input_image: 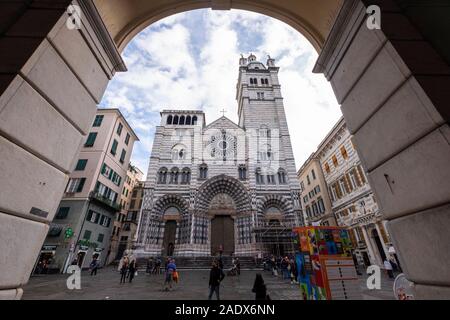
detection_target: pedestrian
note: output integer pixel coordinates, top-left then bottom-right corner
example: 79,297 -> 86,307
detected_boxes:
147,257 -> 154,274
128,259 -> 137,283
289,259 -> 298,284
90,256 -> 99,276
384,258 -> 394,279
208,260 -> 225,300
164,259 -> 177,291
235,258 -> 241,275
155,257 -> 162,274
252,274 -> 267,300
119,255 -> 129,284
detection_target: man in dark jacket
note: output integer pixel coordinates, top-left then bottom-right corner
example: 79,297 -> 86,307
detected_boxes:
208,260 -> 225,300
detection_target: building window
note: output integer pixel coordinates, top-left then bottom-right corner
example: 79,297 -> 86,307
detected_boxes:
238,166 -> 247,180
267,174 -> 276,184
93,115 -> 104,127
311,169 -> 316,180
167,115 -> 173,125
101,163 -> 122,186
341,146 -> 348,160
169,168 -> 179,184
257,92 -> 265,100
357,165 -> 367,184
95,182 -> 118,203
278,169 -> 287,184
55,207 -> 70,219
332,155 -> 338,167
324,162 -> 330,174
158,167 -> 168,184
66,178 -> 86,193
179,116 -> 185,125
75,159 -> 88,171
173,115 -> 179,125
256,168 -> 264,184
317,198 -> 325,214
97,233 -> 104,243
181,168 -> 191,184
83,230 -> 92,240
192,116 -> 198,125
306,206 -> 311,218
199,164 -> 208,180
85,132 -> 97,147
306,175 -> 311,185
125,133 -> 130,145
111,139 -> 118,155
120,149 -> 126,164
117,123 -> 123,136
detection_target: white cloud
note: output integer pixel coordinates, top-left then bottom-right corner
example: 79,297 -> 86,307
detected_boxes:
101,9 -> 342,177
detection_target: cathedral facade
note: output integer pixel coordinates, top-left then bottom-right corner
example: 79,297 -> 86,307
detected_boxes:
136,54 -> 303,257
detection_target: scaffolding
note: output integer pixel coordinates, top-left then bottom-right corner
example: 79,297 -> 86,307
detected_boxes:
253,219 -> 296,257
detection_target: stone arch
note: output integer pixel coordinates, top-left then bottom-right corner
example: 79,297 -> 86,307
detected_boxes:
93,1 -> 344,52
152,194 -> 189,216
257,194 -> 294,217
195,174 -> 251,215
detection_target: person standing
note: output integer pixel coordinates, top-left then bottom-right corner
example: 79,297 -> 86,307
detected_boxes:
146,257 -> 154,274
208,260 -> 225,300
128,259 -> 137,283
384,258 -> 394,279
164,259 -> 177,291
90,256 -> 99,276
252,274 -> 267,300
119,256 -> 129,284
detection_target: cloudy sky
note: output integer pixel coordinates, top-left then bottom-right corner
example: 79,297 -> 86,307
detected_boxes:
100,9 -> 342,176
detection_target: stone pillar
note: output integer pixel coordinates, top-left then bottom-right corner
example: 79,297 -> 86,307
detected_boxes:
0,1 -> 125,298
374,221 -> 390,259
314,0 -> 450,299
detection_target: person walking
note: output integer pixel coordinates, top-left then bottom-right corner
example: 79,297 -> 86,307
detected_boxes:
119,255 -> 129,284
164,259 -> 177,291
384,258 -> 395,279
146,257 -> 154,274
128,259 -> 137,283
235,258 -> 241,276
89,256 -> 99,276
208,260 -> 225,300
252,274 -> 268,300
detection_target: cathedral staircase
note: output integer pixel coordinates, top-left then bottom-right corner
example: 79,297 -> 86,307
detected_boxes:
137,256 -> 263,270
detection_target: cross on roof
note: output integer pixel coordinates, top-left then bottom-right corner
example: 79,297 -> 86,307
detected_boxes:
220,109 -> 227,117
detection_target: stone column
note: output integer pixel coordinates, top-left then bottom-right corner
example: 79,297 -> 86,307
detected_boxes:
374,221 -> 390,259
0,1 -> 125,299
314,0 -> 450,298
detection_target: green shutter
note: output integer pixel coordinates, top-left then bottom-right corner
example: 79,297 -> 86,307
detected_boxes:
111,140 -> 118,155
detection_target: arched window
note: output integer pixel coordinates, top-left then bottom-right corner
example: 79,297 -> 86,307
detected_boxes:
169,167 -> 179,184
158,167 -> 168,184
256,168 -> 264,184
173,115 -> 179,125
179,116 -> 185,125
250,78 -> 254,85
264,79 -> 269,85
186,116 -> 191,125
171,144 -> 187,160
199,164 -> 208,180
167,115 -> 173,125
258,144 -> 272,161
181,168 -> 191,184
238,165 -> 247,180
278,169 -> 287,184
192,116 -> 198,125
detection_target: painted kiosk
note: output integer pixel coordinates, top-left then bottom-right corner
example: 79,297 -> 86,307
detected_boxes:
293,226 -> 360,300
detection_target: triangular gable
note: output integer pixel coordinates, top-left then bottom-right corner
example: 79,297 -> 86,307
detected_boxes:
204,116 -> 243,131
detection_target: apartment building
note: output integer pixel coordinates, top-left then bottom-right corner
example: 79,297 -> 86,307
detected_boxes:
315,117 -> 393,268
33,109 -> 139,273
297,153 -> 336,226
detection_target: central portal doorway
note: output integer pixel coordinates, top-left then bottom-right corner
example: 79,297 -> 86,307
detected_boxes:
211,215 -> 235,256
163,220 -> 177,256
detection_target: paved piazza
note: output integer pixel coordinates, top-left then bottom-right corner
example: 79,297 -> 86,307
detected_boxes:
22,267 -> 395,300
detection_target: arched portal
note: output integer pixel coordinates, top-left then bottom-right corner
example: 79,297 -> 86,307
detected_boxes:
195,175 -> 251,256
93,0 -> 345,52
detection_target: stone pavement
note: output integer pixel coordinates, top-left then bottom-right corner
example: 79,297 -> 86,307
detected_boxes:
22,267 -> 395,300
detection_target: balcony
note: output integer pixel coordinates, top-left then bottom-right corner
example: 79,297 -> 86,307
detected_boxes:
89,191 -> 121,211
